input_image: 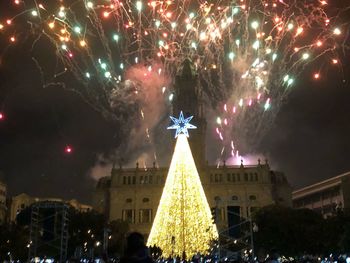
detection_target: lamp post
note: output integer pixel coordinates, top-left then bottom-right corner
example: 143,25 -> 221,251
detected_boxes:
214,198 -> 220,260
249,216 -> 255,259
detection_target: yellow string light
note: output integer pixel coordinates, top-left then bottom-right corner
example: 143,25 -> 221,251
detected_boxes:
147,134 -> 218,259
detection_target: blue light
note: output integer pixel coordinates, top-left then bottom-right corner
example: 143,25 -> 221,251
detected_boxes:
167,111 -> 197,138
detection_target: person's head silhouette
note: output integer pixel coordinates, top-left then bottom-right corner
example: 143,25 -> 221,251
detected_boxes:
120,232 -> 154,263
126,232 -> 146,255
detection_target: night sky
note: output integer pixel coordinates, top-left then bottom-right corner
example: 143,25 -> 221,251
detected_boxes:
0,2 -> 350,204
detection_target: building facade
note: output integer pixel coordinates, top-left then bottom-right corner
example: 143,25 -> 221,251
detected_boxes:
0,178 -> 7,224
293,171 -> 350,217
9,193 -> 92,222
93,60 -> 292,235
94,161 -> 291,235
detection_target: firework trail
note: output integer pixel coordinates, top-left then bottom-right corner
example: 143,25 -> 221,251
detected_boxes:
0,0 -> 349,164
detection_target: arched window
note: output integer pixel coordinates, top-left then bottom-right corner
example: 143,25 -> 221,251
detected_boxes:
142,198 -> 150,203
232,195 -> 238,201
214,174 -> 218,182
237,173 -> 240,181
214,196 -> 221,202
244,173 -> 249,181
231,173 -> 236,182
249,195 -> 257,201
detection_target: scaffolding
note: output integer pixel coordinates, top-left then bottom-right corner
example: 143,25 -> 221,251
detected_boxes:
217,213 -> 255,261
212,201 -> 257,262
28,201 -> 69,262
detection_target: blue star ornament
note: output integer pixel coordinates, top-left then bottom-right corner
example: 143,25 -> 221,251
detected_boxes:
167,111 -> 197,138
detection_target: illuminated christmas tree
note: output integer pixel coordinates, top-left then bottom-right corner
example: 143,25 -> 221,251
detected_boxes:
147,111 -> 218,259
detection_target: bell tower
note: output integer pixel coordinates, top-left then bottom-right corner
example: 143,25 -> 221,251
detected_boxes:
172,59 -> 206,167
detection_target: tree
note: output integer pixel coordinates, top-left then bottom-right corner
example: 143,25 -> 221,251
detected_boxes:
0,223 -> 29,261
327,210 -> 350,253
147,130 -> 218,258
253,205 -> 323,256
15,205 -> 31,225
68,210 -> 129,259
68,209 -> 106,258
107,219 -> 129,257
339,222 -> 350,252
15,205 -> 129,260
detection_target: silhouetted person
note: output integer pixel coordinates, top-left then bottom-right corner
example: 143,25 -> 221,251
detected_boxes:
120,232 -> 154,263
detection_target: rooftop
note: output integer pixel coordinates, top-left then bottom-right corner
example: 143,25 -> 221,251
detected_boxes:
292,171 -> 350,199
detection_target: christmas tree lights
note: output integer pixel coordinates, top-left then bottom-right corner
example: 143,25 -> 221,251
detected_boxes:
147,112 -> 218,258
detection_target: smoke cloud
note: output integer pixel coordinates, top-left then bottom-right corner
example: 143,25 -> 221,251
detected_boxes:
89,63 -> 172,180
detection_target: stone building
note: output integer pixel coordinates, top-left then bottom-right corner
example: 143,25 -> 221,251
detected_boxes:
9,193 -> 92,222
93,60 -> 292,235
0,177 -> 7,224
293,171 -> 350,217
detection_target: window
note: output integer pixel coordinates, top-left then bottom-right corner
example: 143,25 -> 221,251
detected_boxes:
140,176 -> 143,184
255,173 -> 258,181
142,198 -> 150,203
249,195 -> 257,201
214,174 -> 218,182
144,175 -> 148,184
149,175 -> 153,184
127,176 -> 131,184
126,198 -> 132,203
122,209 -> 135,223
322,191 -> 331,200
214,196 -> 221,203
232,195 -> 238,201
250,173 -> 254,181
210,174 -> 213,182
250,207 -> 259,215
139,209 -> 152,223
219,174 -> 223,182
132,176 -> 136,184
227,173 -> 231,182
232,173 -> 236,182
237,173 -> 240,181
244,173 -> 248,181
123,176 -> 126,184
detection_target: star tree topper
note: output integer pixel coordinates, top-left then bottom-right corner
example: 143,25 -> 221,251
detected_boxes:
167,111 -> 197,138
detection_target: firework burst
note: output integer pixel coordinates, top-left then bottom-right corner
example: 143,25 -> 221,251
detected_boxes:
0,0 -> 349,162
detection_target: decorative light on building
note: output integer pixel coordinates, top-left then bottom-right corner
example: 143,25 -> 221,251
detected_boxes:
167,111 -> 197,138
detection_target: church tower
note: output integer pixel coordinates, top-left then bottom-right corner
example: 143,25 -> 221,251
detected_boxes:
172,59 -> 206,167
